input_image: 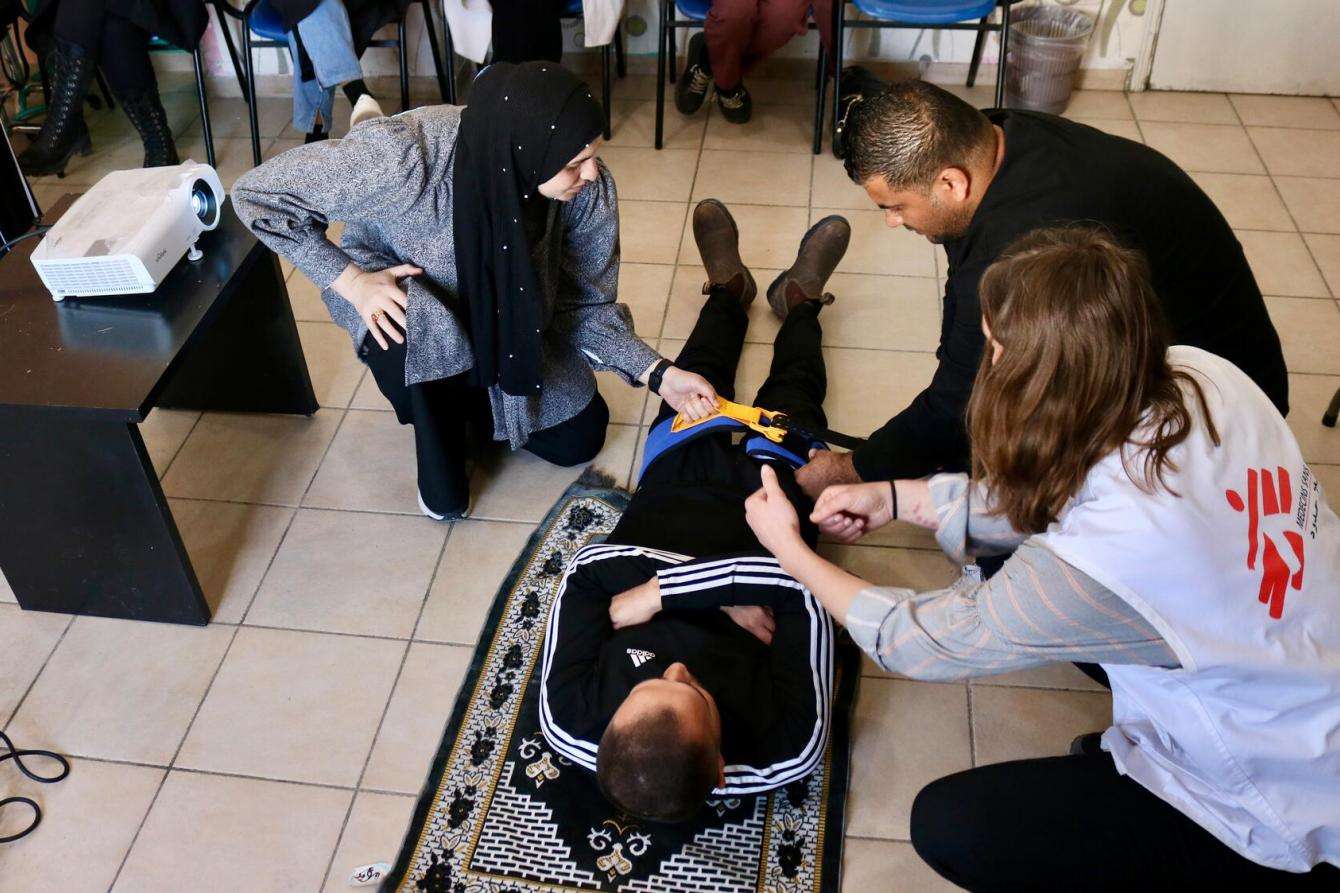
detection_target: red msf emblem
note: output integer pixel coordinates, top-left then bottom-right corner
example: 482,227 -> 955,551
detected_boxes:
1226,467 -> 1304,620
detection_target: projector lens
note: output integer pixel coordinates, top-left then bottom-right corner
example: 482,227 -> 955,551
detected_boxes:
190,179 -> 219,226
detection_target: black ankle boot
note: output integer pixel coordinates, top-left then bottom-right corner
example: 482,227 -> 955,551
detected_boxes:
116,87 -> 180,168
18,38 -> 94,177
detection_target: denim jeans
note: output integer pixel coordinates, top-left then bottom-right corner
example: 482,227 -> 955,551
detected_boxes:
287,0 -> 364,132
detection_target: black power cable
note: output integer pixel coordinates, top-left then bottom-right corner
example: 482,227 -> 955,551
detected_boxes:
0,730 -> 70,844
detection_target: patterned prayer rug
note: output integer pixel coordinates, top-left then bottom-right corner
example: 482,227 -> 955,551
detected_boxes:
385,473 -> 861,893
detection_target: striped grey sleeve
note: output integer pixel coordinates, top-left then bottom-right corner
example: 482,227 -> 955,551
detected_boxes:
843,540 -> 1179,681
929,473 -> 1030,564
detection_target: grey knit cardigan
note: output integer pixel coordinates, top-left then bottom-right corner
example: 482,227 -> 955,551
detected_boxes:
231,104 -> 661,448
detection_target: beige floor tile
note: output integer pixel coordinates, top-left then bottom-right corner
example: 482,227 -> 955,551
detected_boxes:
822,349 -> 941,436
1062,90 -> 1134,120
169,498 -> 294,623
1069,117 -> 1144,142
972,662 -> 1109,692
177,626 -> 404,786
1230,94 -> 1340,130
0,568 -> 13,603
606,74 -> 662,102
1128,90 -> 1236,124
1275,176 -> 1340,235
1303,233 -> 1340,296
138,408 -> 200,476
350,370 -> 392,410
469,423 -> 637,521
704,102 -> 818,154
2,759 -> 164,893
842,837 -> 960,893
619,262 -> 676,338
163,409 -> 343,505
824,273 -> 941,352
620,200 -> 689,264
847,679 -> 971,840
1315,464 -> 1340,503
416,520 -> 537,644
1237,230 -> 1331,298
1287,374 -> 1340,464
246,508 -> 446,638
600,147 -> 699,201
818,544 -> 960,591
823,517 -> 940,552
1188,172 -> 1294,232
599,370 -> 652,425
747,77 -> 822,107
678,202 -> 811,269
179,136 -> 276,190
114,771 -> 351,893
821,208 -> 938,278
6,616 -> 231,764
287,271 -> 334,322
970,686 -> 1112,766
660,265 -> 785,344
323,792 -> 417,892
811,154 -> 875,210
1249,127 -> 1340,178
0,604 -> 68,726
304,410 -> 419,514
691,150 -> 813,207
1139,122 -> 1264,174
1265,296 -> 1340,375
941,83 -> 996,109
607,99 -> 707,150
299,320 -> 366,409
190,97 -> 295,141
363,642 -> 472,793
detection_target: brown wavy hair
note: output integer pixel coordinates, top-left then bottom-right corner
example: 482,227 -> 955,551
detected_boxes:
967,226 -> 1219,533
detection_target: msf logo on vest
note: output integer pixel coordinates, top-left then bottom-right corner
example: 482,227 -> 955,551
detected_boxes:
1225,466 -> 1312,619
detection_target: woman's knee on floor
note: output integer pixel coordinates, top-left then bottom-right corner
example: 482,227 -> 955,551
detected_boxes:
527,396 -> 610,467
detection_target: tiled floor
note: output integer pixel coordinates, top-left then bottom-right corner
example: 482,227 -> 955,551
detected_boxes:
4,80 -> 1340,892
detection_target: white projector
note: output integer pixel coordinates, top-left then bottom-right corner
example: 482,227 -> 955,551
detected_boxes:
30,161 -> 225,301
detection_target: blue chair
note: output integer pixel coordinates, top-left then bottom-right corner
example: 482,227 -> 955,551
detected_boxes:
561,0 -> 626,140
214,0 -> 455,165
823,0 -> 1017,153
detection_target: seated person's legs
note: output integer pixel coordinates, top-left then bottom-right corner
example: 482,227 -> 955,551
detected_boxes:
289,0 -> 368,140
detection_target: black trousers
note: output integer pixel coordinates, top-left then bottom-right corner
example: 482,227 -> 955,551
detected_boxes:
913,752 -> 1340,892
51,0 -> 157,95
609,285 -> 827,554
362,336 -> 609,514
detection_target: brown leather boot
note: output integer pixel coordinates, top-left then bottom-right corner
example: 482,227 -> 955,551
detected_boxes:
766,215 -> 852,319
692,198 -> 757,307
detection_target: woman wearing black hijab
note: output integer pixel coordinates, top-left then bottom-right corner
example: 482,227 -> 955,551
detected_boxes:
234,63 -> 718,519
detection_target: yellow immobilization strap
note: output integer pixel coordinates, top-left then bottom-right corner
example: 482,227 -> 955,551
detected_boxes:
670,398 -> 789,443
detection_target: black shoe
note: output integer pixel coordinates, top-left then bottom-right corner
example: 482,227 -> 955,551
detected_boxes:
116,87 -> 180,168
304,124 -> 329,144
1068,731 -> 1105,756
692,198 -> 756,307
675,32 -> 712,116
18,38 -> 94,178
715,82 -> 752,125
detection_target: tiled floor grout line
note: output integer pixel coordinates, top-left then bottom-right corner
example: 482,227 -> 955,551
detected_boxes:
0,613 -> 75,735
155,410 -> 206,481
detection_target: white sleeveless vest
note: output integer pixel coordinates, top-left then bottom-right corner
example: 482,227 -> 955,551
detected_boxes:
1034,346 -> 1340,872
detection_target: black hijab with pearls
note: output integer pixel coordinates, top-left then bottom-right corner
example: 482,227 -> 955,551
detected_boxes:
452,62 -> 605,397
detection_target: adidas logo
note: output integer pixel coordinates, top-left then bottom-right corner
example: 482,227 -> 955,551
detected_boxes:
626,648 -> 655,668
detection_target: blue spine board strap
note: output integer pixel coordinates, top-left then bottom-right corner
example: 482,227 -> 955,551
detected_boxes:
744,435 -> 827,469
640,414 -> 744,477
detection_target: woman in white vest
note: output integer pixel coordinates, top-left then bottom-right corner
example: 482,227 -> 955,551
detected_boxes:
741,226 -> 1340,889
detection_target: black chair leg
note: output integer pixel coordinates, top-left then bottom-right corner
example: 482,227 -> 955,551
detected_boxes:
655,0 -> 668,149
812,44 -> 827,155
832,0 -> 843,148
995,0 -> 1011,108
242,26 -> 262,165
614,27 -> 626,78
602,43 -> 613,139
1324,386 -> 1340,427
193,47 -> 217,169
966,16 -> 986,87
212,1 -> 250,96
94,69 -> 115,110
668,24 -> 678,84
419,0 -> 452,103
398,18 -> 411,111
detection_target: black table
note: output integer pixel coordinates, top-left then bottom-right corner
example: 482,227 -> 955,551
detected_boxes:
0,196 -> 317,625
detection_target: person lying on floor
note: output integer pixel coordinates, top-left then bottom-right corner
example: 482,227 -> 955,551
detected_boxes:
743,225 -> 1340,890
539,199 -> 853,821
233,62 -> 717,522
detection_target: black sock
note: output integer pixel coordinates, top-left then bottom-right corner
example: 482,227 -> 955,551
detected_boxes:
304,122 -> 327,144
341,79 -> 370,104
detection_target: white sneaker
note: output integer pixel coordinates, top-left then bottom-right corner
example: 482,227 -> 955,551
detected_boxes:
350,94 -> 385,129
418,488 -> 470,521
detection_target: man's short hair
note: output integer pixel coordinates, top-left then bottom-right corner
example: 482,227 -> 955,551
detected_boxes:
844,79 -> 995,191
596,707 -> 718,823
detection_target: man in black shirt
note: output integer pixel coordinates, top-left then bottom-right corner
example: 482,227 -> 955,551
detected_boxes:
539,200 -> 846,822
797,79 -> 1288,493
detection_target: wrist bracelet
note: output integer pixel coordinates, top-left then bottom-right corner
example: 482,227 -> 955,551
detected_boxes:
647,359 -> 673,395
889,480 -> 899,520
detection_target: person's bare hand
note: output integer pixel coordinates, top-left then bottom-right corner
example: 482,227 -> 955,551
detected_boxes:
334,263 -> 420,349
721,605 -> 775,645
795,449 -> 861,500
812,481 -> 896,543
609,576 -> 661,629
658,367 -> 719,421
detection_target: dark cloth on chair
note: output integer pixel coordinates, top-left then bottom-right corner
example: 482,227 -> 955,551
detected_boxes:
852,110 -> 1290,483
40,0 -> 159,93
27,0 -> 207,52
912,753 -> 1340,892
490,0 -> 564,64
269,0 -> 411,53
